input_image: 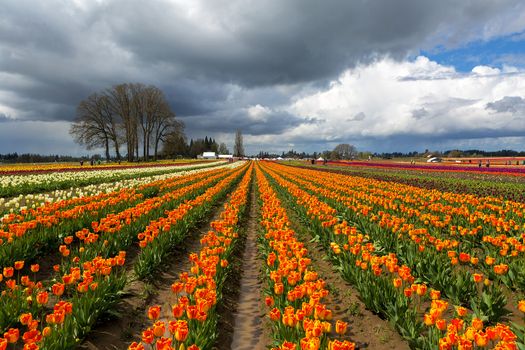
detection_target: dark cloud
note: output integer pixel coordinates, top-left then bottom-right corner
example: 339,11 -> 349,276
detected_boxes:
413,97 -> 479,119
411,108 -> 429,119
0,0 -> 525,153
0,112 -> 13,122
486,96 -> 525,114
350,112 -> 366,121
183,108 -> 319,136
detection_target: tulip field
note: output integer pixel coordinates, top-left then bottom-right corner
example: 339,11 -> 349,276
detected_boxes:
0,160 -> 524,349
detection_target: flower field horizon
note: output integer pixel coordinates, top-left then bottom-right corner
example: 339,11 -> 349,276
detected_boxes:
0,159 -> 524,350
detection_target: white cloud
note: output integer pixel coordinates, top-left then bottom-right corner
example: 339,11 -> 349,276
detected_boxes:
249,56 -> 525,151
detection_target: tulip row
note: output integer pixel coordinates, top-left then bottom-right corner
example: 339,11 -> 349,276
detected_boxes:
276,163 -> 525,293
256,164 -> 355,350
0,159 -> 209,175
129,163 -> 254,350
0,164 -> 243,342
305,162 -> 525,203
134,162 -> 250,279
41,165 -> 248,348
0,163 -> 237,271
260,162 -> 523,349
0,252 -> 126,349
266,163 -> 520,316
62,163 -> 244,273
267,163 -> 509,316
0,161 -> 230,217
0,160 -> 224,198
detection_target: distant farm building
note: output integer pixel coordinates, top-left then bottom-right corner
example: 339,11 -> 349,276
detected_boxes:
202,152 -> 217,159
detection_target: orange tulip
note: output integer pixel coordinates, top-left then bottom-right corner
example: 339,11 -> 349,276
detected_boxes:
42,326 -> 52,337
471,317 -> 483,330
435,319 -> 447,331
172,304 -> 184,318
455,306 -> 468,317
473,273 -> 483,283
493,263 -> 509,275
3,267 -> 14,278
19,313 -> 33,326
4,328 -> 19,343
424,313 -> 435,326
335,320 -> 348,335
147,305 -> 161,320
269,307 -> 281,321
36,291 -> 48,305
14,261 -> 24,270
393,278 -> 402,288
429,289 -> 440,300
152,321 -> 165,337
416,284 -> 428,296
474,332 -> 488,347
128,342 -> 145,350
52,283 -> 65,297
156,337 -> 172,350
175,324 -> 188,342
141,329 -> 154,344
519,300 -> 525,313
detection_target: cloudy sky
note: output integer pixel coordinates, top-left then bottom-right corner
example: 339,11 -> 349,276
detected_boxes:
1,0 -> 525,155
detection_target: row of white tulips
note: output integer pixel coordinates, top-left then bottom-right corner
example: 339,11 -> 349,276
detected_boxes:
0,161 -> 243,217
0,161 -> 222,194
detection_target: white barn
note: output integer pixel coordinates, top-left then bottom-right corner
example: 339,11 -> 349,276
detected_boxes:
202,152 -> 217,159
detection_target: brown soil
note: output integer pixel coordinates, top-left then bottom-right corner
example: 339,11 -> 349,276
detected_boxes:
77,200 -> 228,350
219,181 -> 269,350
286,209 -> 410,350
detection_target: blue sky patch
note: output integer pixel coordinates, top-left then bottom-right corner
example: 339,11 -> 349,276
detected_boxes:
421,31 -> 525,72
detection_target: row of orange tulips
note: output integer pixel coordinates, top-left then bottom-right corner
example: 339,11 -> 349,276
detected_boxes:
260,162 -> 523,349
129,163 -> 254,350
0,252 -> 126,349
271,162 -> 525,294
0,165 -> 242,348
133,163 -> 250,279
281,163 -> 525,263
256,164 -> 355,350
0,165 -> 232,271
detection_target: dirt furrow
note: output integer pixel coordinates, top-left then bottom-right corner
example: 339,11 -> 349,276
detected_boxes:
227,184 -> 268,350
77,200 -> 227,350
284,204 -> 410,349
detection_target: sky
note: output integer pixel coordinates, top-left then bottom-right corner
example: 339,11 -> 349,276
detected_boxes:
1,0 -> 525,156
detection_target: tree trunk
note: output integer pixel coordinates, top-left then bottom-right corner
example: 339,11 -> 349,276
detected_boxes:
154,138 -> 159,161
114,139 -> 121,160
105,137 -> 110,162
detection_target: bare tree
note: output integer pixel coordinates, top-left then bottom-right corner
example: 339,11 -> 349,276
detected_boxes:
218,142 -> 229,155
70,93 -> 121,161
162,121 -> 187,158
233,129 -> 245,157
108,84 -> 136,161
332,143 -> 357,160
72,83 -> 181,162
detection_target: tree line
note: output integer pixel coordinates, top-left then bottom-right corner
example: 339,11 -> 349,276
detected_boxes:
163,135 -> 231,158
70,83 -> 183,162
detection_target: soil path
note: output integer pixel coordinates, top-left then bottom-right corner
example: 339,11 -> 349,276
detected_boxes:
227,183 -> 268,350
77,199 -> 228,350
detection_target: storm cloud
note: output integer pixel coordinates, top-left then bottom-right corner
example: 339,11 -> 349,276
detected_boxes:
486,96 -> 525,114
1,0 -> 525,154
